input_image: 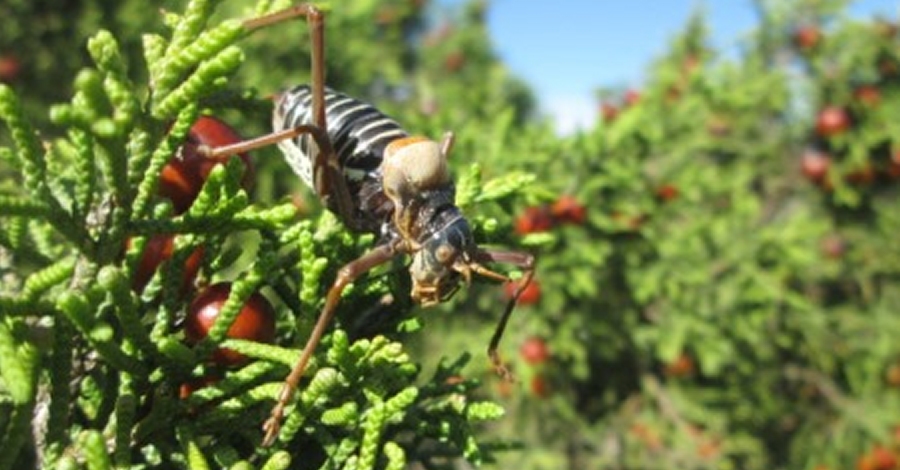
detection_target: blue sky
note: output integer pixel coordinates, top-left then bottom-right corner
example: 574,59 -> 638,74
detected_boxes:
440,1 -> 898,133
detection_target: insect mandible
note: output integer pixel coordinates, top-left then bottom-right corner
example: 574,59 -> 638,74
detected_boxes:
200,4 -> 536,446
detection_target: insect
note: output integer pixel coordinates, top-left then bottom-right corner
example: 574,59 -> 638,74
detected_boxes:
201,4 -> 536,446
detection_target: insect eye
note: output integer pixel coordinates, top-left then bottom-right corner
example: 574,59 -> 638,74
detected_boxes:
435,244 -> 455,264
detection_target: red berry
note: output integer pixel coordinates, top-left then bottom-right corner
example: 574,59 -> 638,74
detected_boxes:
801,149 -> 830,184
855,85 -> 881,107
128,234 -> 204,294
845,164 -> 875,186
655,184 -> 680,202
551,195 -> 587,225
529,374 -> 550,398
815,106 -> 851,137
624,89 -> 641,107
514,206 -> 555,235
444,51 -> 465,72
179,372 -> 221,399
600,103 -> 619,122
664,353 -> 695,378
185,283 -> 276,366
519,336 -> 550,365
0,55 -> 21,82
888,151 -> 900,180
871,445 -> 897,470
504,278 -> 541,305
820,235 -> 846,260
859,453 -> 878,470
159,116 -> 254,214
793,25 -> 822,50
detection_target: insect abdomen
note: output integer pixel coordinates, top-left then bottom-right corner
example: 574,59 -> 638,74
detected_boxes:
273,85 -> 408,190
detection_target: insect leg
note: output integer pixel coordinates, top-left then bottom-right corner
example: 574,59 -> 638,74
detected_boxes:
201,123 -> 361,230
262,241 -> 401,446
472,248 -> 536,380
242,4 -> 327,131
205,5 -> 365,229
439,131 -> 455,158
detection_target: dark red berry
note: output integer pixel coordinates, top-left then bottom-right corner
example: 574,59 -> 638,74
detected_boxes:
159,116 -> 254,213
128,234 -> 204,294
185,283 -> 276,366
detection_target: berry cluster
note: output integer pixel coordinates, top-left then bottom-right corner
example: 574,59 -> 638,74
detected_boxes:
129,117 -> 275,385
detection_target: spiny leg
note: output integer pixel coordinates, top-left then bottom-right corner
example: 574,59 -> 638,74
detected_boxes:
473,248 -> 536,380
261,242 -> 400,446
205,4 -> 381,446
240,4 -> 363,228
243,4 -> 326,130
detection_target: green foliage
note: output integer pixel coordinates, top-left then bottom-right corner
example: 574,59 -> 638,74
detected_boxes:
2,0 -> 900,469
0,0 -> 522,468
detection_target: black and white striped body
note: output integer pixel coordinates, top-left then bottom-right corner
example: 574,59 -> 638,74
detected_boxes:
274,85 -> 408,232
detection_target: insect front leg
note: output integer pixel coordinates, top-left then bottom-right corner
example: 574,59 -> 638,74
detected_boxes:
262,241 -> 402,446
473,248 -> 536,380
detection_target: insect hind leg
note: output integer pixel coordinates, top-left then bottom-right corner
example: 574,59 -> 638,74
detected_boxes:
198,4 -> 365,229
242,4 -> 327,130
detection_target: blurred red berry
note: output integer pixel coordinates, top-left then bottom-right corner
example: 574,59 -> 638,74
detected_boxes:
887,151 -> 900,180
664,353 -> 695,378
793,25 -> 822,50
515,206 -> 555,235
519,336 -> 550,365
0,54 -> 21,82
600,103 -> 619,122
185,283 -> 276,366
845,164 -> 875,186
801,149 -> 830,184
656,184 -> 680,202
855,85 -> 881,107
820,235 -> 846,260
551,195 -> 586,225
504,278 -> 541,305
444,51 -> 465,72
529,374 -> 551,398
624,89 -> 641,107
857,445 -> 898,470
815,106 -> 851,137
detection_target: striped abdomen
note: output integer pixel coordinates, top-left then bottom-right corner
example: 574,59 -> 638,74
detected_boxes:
273,85 -> 408,192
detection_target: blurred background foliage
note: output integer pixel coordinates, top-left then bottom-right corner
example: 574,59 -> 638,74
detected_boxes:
1,0 -> 900,469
